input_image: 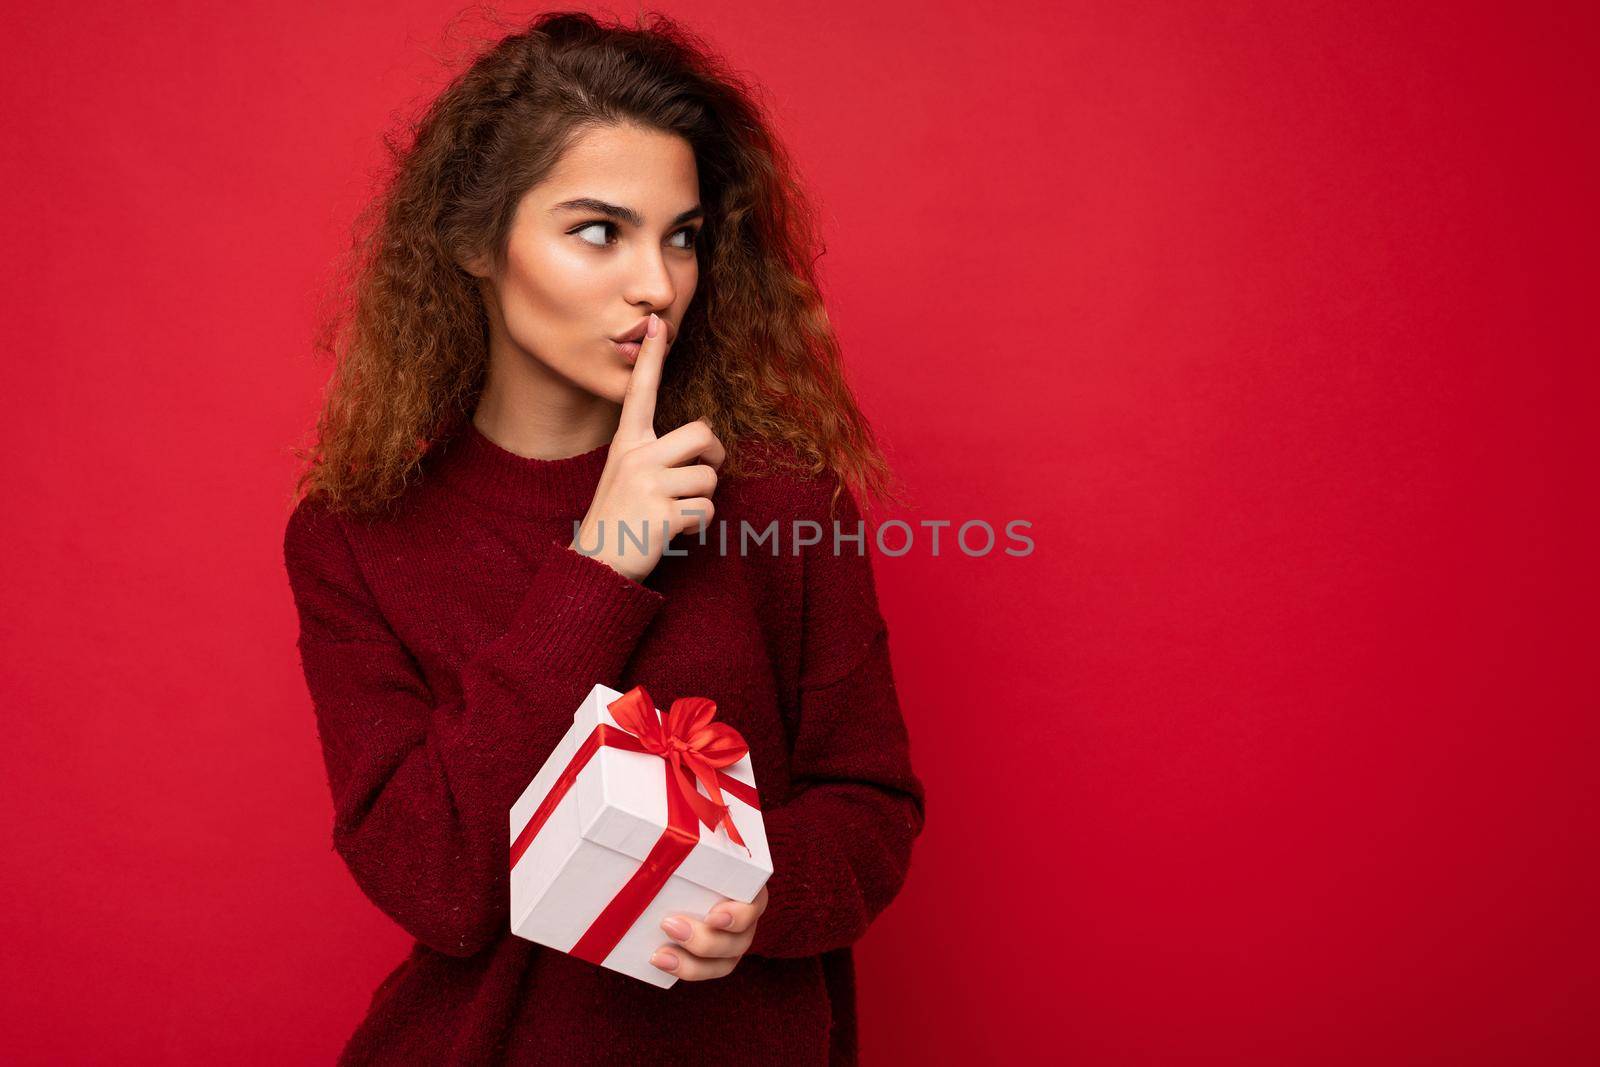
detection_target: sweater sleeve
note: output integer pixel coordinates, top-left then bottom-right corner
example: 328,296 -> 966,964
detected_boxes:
745,481 -> 927,959
282,496 -> 665,958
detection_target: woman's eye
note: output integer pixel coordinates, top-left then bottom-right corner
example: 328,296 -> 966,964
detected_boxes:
574,222 -> 614,247
571,222 -> 699,249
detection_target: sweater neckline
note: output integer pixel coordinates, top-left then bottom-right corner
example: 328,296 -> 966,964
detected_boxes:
429,415 -> 611,520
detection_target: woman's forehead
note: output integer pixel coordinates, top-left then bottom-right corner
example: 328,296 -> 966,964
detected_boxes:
533,124 -> 700,215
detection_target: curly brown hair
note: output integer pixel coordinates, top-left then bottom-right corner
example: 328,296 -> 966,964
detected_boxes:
288,8 -> 900,521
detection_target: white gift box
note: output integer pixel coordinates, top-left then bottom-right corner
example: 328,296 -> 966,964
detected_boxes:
508,683 -> 773,988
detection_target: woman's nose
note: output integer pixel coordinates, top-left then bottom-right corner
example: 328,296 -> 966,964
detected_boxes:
623,248 -> 677,310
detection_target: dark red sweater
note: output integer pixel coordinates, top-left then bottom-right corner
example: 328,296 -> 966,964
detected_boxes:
282,416 -> 926,1064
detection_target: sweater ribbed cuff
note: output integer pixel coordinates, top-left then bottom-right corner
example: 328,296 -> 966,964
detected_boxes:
747,803 -> 813,958
478,539 -> 665,695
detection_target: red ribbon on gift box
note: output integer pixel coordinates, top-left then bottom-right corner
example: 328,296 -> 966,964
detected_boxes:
509,685 -> 761,967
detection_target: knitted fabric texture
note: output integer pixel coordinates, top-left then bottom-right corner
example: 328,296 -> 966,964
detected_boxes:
282,416 -> 926,1065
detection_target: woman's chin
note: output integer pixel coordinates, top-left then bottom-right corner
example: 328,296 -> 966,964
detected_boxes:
598,366 -> 632,406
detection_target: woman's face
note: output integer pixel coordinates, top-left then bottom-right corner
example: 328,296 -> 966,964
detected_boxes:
467,122 -> 702,407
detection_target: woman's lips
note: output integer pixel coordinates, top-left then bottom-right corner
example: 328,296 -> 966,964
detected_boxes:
613,339 -> 642,364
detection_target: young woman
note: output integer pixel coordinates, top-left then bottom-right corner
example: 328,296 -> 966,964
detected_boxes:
283,11 -> 925,1064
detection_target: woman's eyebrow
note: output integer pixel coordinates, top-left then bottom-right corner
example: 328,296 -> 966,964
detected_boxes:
550,197 -> 703,227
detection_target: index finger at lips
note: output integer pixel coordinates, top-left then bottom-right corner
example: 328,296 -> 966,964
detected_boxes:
617,313 -> 667,442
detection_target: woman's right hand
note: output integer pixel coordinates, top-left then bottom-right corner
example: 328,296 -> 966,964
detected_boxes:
570,312 -> 726,584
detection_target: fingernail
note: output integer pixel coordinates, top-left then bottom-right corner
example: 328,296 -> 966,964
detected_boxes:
661,917 -> 691,941
709,911 -> 732,929
647,313 -> 660,338
651,950 -> 679,971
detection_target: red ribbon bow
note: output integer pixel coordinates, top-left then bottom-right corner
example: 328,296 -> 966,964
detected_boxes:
606,685 -> 751,852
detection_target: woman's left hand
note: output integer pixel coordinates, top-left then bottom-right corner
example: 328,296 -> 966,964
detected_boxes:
651,885 -> 769,980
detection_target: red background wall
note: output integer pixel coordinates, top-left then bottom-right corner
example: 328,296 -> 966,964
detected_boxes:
4,1 -> 1595,1062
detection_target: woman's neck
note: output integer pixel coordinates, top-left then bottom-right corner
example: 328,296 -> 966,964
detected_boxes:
472,350 -> 621,461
